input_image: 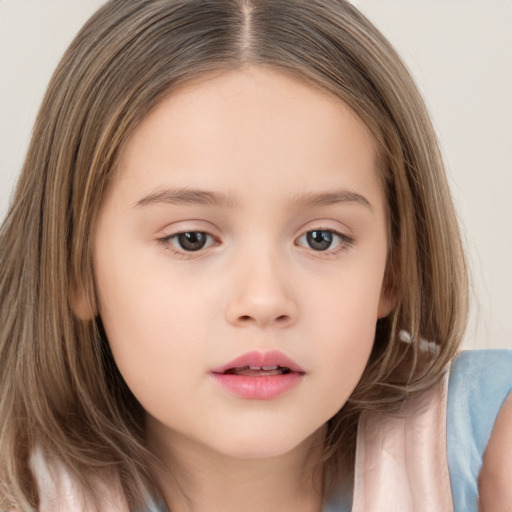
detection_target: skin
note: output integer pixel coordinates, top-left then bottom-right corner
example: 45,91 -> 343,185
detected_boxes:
479,393 -> 512,511
85,67 -> 394,511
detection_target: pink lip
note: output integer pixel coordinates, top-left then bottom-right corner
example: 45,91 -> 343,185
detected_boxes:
210,350 -> 305,400
212,350 -> 305,374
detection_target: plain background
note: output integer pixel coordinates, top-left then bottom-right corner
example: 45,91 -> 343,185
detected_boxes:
1,1 -> 511,349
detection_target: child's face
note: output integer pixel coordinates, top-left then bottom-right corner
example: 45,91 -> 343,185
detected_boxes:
91,67 -> 393,460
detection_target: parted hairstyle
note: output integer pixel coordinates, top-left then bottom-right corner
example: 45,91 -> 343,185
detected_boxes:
0,0 -> 468,509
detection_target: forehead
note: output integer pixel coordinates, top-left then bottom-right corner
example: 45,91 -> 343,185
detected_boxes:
112,66 -> 382,208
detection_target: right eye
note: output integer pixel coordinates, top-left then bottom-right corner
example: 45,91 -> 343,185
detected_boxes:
161,231 -> 216,252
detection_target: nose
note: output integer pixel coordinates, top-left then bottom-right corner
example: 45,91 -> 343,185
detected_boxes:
224,254 -> 298,329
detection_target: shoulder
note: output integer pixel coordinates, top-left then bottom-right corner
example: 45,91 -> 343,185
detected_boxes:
446,349 -> 512,511
478,392 -> 512,511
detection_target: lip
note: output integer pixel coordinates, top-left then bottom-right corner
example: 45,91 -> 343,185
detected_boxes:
210,350 -> 305,400
212,350 -> 305,374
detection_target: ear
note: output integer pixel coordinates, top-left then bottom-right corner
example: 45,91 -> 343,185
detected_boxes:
377,286 -> 397,319
70,280 -> 96,321
378,249 -> 399,319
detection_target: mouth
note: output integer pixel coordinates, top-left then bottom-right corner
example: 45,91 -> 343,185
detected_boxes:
210,351 -> 305,400
212,350 -> 305,375
223,365 -> 293,377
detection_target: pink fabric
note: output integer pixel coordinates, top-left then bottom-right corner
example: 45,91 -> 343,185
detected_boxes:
30,447 -> 130,512
352,375 -> 453,512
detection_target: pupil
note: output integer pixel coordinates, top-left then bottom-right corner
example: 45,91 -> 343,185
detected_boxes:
307,230 -> 332,251
178,232 -> 207,251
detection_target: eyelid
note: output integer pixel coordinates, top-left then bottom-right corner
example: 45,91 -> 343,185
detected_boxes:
156,219 -> 220,241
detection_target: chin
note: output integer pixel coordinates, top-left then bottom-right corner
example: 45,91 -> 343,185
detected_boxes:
209,426 -> 325,461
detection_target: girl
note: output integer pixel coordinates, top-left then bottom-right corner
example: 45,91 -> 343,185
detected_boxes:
0,1 -> 510,511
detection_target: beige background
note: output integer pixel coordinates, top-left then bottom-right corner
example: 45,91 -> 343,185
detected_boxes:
1,1 -> 511,349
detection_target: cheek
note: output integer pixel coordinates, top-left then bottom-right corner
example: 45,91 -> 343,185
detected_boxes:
95,262 -> 213,396
301,266 -> 384,394
310,302 -> 376,391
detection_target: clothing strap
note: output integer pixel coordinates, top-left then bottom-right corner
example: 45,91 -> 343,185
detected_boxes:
350,375 -> 453,512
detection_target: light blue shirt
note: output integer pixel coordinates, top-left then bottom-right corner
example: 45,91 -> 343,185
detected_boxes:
446,349 -> 512,511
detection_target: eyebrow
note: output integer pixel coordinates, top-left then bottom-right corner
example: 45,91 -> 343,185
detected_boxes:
134,186 -> 372,212
291,190 -> 373,212
134,187 -> 238,208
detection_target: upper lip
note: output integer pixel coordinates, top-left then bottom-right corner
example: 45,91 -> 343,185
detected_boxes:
211,350 -> 305,374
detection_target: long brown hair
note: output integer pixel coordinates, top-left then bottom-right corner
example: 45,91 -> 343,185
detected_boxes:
0,0 -> 468,509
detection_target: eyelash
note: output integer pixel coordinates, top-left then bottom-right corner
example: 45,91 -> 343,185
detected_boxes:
295,229 -> 354,256
158,228 -> 354,257
158,231 -> 218,258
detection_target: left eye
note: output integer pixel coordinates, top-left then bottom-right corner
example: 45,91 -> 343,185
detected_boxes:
167,232 -> 214,252
296,230 -> 348,252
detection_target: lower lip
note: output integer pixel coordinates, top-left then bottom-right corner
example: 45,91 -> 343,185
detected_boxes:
211,372 -> 303,400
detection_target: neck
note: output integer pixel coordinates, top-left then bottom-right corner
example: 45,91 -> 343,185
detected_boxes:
147,426 -> 326,512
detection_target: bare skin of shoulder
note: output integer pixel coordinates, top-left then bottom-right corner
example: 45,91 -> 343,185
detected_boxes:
478,393 -> 512,511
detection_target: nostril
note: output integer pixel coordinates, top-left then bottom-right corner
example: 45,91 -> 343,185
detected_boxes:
237,314 -> 290,324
